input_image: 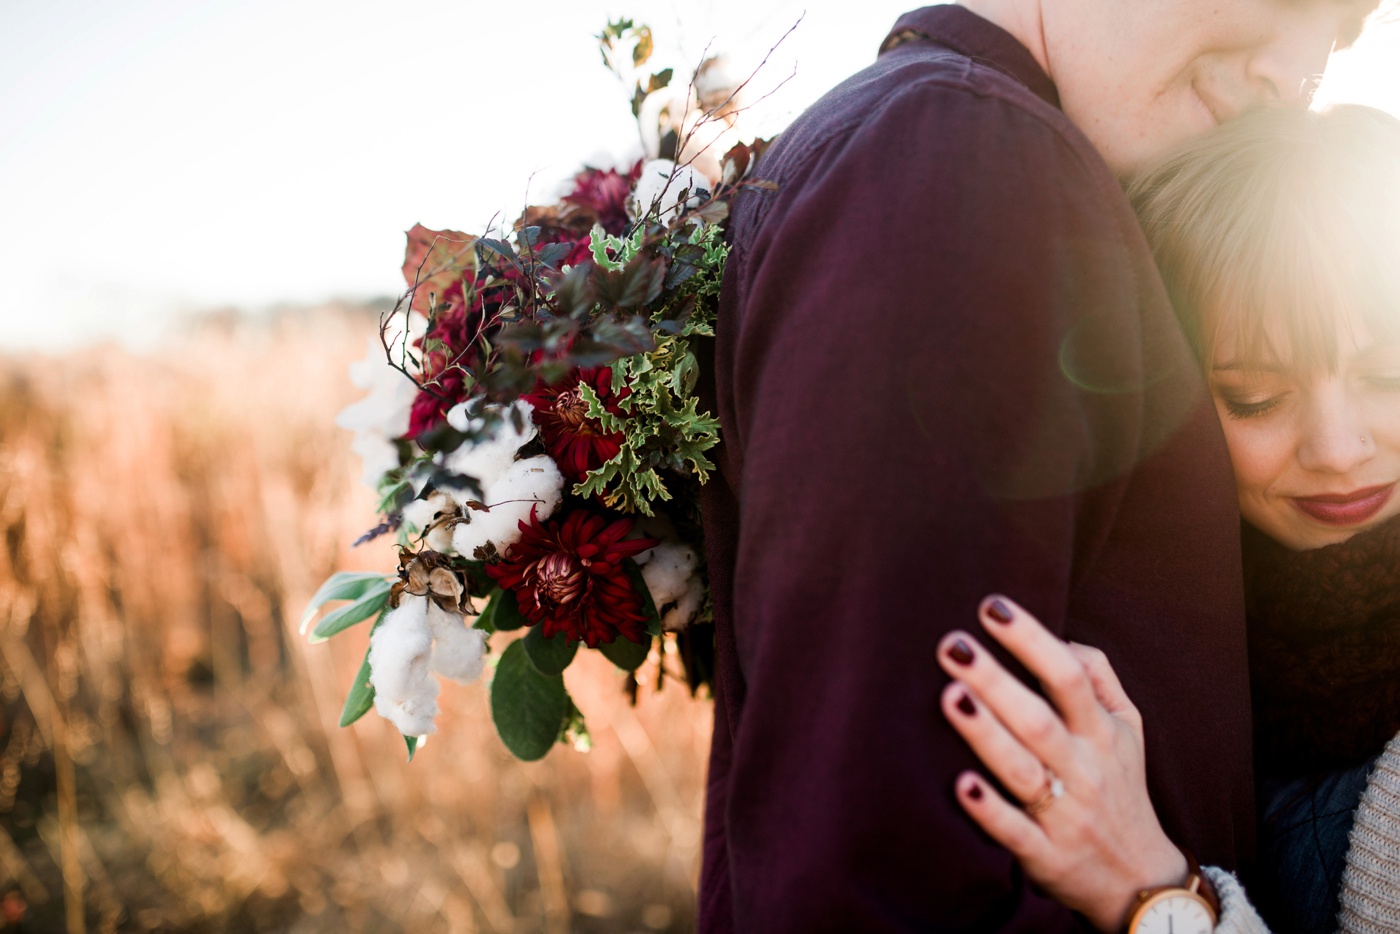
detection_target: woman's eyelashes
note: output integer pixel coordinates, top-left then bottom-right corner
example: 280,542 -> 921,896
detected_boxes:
1221,394 -> 1284,420
1213,382 -> 1287,420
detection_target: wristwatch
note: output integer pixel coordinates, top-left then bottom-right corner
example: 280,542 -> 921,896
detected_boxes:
1122,851 -> 1220,934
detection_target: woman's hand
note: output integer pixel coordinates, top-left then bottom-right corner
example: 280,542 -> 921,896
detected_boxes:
937,596 -> 1191,933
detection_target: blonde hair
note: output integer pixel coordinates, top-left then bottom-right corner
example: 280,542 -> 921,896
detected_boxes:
1127,104 -> 1400,374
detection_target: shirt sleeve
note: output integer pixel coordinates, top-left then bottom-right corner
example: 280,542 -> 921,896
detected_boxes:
719,80 -> 1169,932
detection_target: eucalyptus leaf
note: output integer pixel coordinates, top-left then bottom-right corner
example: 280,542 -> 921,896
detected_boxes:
301,572 -> 392,633
599,632 -> 651,672
524,625 -> 578,677
405,735 -> 419,761
310,581 -> 393,642
491,640 -> 568,761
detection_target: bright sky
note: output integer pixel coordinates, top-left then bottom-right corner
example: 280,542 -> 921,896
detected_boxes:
1,1 -> 1397,349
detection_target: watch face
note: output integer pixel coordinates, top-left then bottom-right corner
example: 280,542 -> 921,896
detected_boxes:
1131,893 -> 1214,934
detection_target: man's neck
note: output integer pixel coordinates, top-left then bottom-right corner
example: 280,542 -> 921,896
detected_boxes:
955,0 -> 1051,77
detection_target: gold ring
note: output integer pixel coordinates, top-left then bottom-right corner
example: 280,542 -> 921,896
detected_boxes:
1024,771 -> 1065,816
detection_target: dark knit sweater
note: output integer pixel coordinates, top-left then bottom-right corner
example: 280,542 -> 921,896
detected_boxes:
1246,515 -> 1400,774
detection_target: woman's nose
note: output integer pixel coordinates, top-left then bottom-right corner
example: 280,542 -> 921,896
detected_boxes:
1295,385 -> 1376,475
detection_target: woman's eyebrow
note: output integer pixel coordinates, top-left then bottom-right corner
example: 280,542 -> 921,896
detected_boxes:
1211,361 -> 1284,372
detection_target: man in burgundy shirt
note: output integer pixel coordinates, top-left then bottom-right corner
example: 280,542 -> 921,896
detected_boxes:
699,1 -> 1377,931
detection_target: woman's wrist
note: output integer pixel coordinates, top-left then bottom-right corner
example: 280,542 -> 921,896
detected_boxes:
1097,841 -> 1189,932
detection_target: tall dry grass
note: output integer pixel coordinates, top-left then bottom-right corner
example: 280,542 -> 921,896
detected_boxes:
0,306 -> 711,933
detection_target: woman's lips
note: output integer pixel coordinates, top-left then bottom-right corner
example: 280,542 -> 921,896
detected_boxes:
1291,484 -> 1395,527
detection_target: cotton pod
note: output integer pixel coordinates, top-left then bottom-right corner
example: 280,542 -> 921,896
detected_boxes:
426,601 -> 487,684
629,159 -> 711,225
401,490 -> 458,553
638,540 -> 704,632
368,594 -> 441,736
336,338 -> 419,487
442,399 -> 538,492
452,455 -> 566,559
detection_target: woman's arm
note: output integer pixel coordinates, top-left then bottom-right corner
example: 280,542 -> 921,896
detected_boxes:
938,595 -> 1271,933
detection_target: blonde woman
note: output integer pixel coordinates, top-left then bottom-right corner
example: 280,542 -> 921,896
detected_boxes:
937,104 -> 1400,934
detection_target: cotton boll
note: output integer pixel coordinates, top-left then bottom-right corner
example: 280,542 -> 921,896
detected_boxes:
426,602 -> 486,684
441,401 -> 540,504
401,491 -> 453,535
350,431 -> 402,488
631,516 -> 679,567
337,338 -> 419,488
489,456 -> 565,522
368,595 -> 441,736
660,576 -> 705,632
401,491 -> 459,553
640,542 -> 699,606
453,456 -> 565,557
640,541 -> 703,632
629,159 -> 711,225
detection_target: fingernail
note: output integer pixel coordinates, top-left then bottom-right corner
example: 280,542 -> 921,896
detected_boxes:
986,599 -> 1014,624
946,638 -> 975,666
967,782 -> 983,801
955,691 -> 976,717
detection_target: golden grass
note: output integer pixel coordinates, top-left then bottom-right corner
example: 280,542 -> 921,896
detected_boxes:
0,306 -> 711,933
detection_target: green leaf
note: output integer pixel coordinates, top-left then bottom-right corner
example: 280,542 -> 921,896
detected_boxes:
339,643 -> 377,727
599,632 -> 651,672
491,640 -> 568,761
375,479 -> 414,515
310,580 -> 393,642
623,558 -> 662,637
301,572 -> 392,632
405,734 -> 419,761
481,587 -> 526,632
524,625 -> 579,676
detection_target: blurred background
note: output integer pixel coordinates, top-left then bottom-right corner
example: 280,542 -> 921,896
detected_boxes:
1,1 -> 1399,931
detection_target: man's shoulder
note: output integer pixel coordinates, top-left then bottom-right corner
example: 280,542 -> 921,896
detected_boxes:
761,39 -> 1103,193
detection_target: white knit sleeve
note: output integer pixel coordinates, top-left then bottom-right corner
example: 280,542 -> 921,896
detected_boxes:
1201,866 -> 1272,934
1336,735 -> 1400,934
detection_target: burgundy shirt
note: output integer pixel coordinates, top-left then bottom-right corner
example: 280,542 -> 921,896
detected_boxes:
699,6 -> 1253,932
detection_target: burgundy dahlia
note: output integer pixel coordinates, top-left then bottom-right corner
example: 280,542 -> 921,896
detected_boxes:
486,508 -> 658,647
561,166 -> 637,236
524,367 -> 629,484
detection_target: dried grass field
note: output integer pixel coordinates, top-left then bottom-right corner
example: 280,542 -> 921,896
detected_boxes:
0,307 -> 712,933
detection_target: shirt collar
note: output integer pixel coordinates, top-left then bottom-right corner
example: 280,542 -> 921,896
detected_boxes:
880,5 -> 1060,110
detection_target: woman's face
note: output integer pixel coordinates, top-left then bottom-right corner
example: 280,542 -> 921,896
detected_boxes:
1209,316 -> 1400,550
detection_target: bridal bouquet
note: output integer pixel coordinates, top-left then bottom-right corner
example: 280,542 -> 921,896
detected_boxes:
303,21 -> 770,761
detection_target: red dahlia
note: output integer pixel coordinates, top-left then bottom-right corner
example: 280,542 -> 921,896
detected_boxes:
524,367 -> 629,484
486,508 -> 658,647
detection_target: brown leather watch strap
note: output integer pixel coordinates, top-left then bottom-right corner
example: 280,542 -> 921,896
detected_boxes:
1180,849 -> 1222,919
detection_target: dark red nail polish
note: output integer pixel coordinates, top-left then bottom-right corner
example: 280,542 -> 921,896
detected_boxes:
947,638 -> 975,666
986,599 -> 1014,624
956,692 -> 976,716
967,783 -> 983,801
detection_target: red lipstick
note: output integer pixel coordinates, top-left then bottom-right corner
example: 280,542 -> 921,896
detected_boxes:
1291,484 -> 1395,527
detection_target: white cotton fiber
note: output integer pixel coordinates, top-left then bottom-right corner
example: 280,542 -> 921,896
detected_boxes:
368,595 -> 441,736
426,602 -> 487,684
639,541 -> 698,606
442,400 -> 538,497
661,576 -> 705,632
640,541 -> 704,632
337,338 -> 419,488
452,455 -> 564,557
629,159 -> 710,225
401,491 -> 458,553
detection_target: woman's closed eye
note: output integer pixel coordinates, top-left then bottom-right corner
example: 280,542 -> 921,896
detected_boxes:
1215,388 -> 1288,420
